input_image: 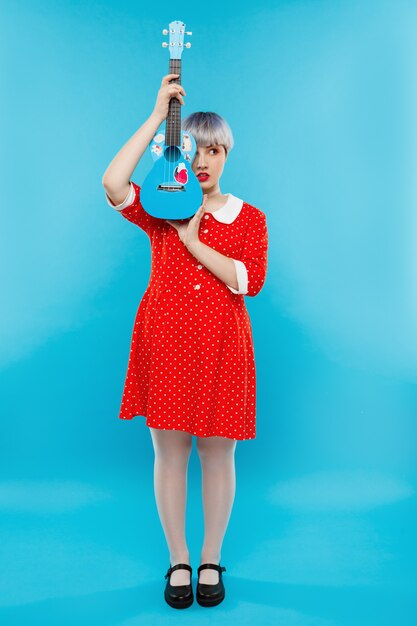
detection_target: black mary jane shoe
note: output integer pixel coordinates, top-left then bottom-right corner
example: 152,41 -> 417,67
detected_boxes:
164,563 -> 194,609
196,562 -> 227,607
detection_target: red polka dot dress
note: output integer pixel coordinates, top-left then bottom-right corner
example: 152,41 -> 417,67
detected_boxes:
105,181 -> 268,440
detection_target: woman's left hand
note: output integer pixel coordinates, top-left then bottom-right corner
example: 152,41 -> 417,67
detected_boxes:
165,195 -> 208,250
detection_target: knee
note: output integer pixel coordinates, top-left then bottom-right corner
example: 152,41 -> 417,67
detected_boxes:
156,444 -> 192,466
196,437 -> 236,465
151,428 -> 193,463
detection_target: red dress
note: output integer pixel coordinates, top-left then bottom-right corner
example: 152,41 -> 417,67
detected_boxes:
106,181 -> 268,440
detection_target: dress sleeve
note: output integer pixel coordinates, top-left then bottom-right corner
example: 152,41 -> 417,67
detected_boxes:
226,210 -> 268,297
226,259 -> 248,294
105,181 -> 161,237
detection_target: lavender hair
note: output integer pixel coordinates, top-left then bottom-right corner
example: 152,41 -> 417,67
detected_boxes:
182,111 -> 234,158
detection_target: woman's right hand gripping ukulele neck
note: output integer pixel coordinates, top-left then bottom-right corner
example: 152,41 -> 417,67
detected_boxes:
102,74 -> 186,199
152,73 -> 186,123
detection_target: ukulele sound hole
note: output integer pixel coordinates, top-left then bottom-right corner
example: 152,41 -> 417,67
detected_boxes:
164,146 -> 181,162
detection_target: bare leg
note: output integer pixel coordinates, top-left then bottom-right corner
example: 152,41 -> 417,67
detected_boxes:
149,426 -> 193,586
196,435 -> 237,584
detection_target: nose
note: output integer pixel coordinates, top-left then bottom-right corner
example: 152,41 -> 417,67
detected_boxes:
194,153 -> 207,169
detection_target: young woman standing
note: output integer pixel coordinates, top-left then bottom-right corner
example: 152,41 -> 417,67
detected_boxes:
102,74 -> 269,609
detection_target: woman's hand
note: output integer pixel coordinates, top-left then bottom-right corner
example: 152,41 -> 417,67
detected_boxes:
152,73 -> 186,122
166,195 -> 208,250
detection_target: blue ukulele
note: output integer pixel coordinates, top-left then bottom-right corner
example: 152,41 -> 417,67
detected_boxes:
140,19 -> 203,220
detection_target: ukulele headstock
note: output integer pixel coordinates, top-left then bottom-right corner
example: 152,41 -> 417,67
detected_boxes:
162,20 -> 192,59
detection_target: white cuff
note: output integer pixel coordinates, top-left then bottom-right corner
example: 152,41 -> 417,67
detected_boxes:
105,182 -> 135,210
226,259 -> 248,294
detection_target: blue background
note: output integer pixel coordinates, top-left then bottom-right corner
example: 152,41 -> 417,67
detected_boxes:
1,0 -> 416,623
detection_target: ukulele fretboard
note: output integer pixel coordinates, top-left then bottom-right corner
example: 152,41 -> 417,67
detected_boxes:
166,59 -> 182,147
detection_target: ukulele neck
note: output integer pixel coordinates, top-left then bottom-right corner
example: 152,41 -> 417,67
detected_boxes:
165,59 -> 182,147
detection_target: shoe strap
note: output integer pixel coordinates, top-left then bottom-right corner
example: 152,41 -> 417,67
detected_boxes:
198,562 -> 226,574
165,562 -> 192,579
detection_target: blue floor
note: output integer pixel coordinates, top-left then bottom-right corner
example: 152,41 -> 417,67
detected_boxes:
0,464 -> 415,625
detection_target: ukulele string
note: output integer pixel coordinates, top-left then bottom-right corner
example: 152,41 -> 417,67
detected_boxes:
174,71 -> 179,187
165,64 -> 180,188
164,73 -> 173,188
170,71 -> 178,188
175,68 -> 181,187
164,70 -> 172,187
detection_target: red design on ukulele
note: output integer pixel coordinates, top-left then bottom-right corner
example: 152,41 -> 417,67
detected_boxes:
174,163 -> 188,184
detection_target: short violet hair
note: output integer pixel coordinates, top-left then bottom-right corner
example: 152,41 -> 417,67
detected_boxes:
182,111 -> 234,157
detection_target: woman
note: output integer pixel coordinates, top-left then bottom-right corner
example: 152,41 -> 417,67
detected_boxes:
102,74 -> 269,609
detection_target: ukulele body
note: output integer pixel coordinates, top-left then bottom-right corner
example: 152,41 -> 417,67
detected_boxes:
140,127 -> 203,220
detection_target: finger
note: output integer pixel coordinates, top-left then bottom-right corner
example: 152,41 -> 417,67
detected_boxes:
166,219 -> 182,229
189,197 -> 207,221
172,92 -> 185,105
194,205 -> 206,219
168,88 -> 185,104
169,85 -> 185,96
163,73 -> 180,84
195,199 -> 206,214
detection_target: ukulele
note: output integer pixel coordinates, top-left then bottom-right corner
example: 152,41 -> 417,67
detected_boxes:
140,19 -> 203,220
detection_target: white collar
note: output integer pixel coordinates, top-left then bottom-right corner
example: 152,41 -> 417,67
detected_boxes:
205,194 -> 244,223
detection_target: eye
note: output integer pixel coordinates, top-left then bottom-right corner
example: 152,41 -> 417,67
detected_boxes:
210,149 -> 218,154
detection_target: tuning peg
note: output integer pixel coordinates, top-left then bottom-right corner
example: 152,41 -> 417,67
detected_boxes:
185,42 -> 191,48
162,28 -> 168,35
185,31 -> 192,35
162,42 -> 168,47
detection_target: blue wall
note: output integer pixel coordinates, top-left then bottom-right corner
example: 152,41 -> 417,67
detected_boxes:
1,0 -> 416,623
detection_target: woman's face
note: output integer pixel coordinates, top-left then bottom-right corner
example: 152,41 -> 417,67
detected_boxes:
192,144 -> 227,190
